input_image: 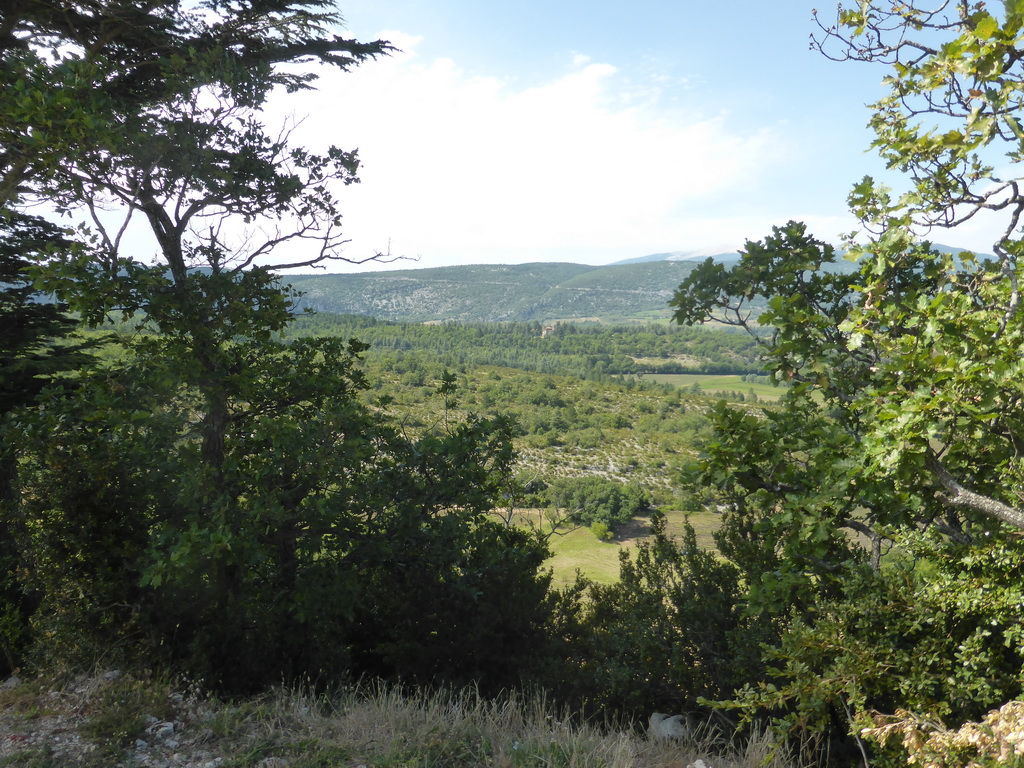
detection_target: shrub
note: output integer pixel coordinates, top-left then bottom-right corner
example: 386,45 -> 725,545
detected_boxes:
542,476 -> 651,528
13,340 -> 557,694
555,513 -> 774,715
729,532 -> 1024,766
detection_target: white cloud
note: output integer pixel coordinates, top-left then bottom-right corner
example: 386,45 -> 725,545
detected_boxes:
266,34 -> 794,270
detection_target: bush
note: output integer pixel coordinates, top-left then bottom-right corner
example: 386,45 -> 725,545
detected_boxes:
12,338 -> 557,694
730,532 -> 1024,766
542,476 -> 650,528
555,512 -> 774,715
346,518 -> 553,693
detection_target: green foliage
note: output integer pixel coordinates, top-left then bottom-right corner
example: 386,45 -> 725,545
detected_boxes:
1,2 -> 390,210
808,3 -> 1024,534
557,513 -> 774,716
330,350 -> 719,501
540,476 -> 650,528
730,535 -> 1024,750
347,507 -> 553,692
0,209 -> 101,676
0,212 -> 96,415
285,313 -> 764,376
9,283 -> 735,692
670,221 -> 1024,758
666,3 -> 1024,758
12,330 -> 554,692
0,1 -> 560,697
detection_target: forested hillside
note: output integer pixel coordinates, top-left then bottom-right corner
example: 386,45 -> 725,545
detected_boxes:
285,260 -> 714,322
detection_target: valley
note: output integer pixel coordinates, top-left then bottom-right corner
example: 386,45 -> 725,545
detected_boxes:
283,313 -> 775,501
282,312 -> 780,582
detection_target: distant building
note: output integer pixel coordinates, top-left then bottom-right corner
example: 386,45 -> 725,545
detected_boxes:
541,326 -> 555,338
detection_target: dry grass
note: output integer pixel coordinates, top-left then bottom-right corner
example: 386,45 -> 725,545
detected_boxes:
0,673 -> 802,768
215,681 -> 797,768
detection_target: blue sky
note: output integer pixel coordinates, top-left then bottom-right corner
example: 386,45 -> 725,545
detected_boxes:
265,1 -> 999,270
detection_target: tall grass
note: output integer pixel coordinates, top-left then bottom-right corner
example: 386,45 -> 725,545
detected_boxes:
0,673 -> 803,768
207,681 -> 796,768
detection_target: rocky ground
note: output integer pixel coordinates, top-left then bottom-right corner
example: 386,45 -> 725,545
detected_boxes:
0,672 -> 245,767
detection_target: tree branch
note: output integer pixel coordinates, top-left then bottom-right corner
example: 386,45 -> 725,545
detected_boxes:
927,452 -> 1024,530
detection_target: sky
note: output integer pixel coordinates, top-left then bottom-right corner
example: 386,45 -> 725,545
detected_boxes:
261,1 -> 999,271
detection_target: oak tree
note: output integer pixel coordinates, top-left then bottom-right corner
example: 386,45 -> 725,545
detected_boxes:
669,1 -> 1024,757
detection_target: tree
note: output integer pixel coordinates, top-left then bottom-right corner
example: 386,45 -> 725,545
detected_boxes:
668,2 -> 1024,760
0,212 -> 95,461
1,1 -> 387,207
542,476 -> 651,529
560,513 -> 770,717
4,1 -> 392,469
807,0 -> 1024,530
0,210 -> 97,673
672,225 -> 1024,756
2,4 -> 558,693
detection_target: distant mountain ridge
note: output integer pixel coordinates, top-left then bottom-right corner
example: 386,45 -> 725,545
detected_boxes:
607,245 -> 741,266
284,244 -> 986,324
285,260 -> 709,323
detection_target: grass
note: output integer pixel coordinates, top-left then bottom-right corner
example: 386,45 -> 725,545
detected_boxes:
522,508 -> 722,587
644,374 -> 783,401
545,526 -> 624,586
0,673 -> 797,768
79,674 -> 178,750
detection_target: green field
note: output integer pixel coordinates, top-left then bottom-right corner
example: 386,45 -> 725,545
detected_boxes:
540,508 -> 721,586
644,373 -> 782,401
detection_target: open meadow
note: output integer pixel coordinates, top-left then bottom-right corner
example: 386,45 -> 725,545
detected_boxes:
520,508 -> 722,586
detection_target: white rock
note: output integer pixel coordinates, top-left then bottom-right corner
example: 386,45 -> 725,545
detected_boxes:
649,712 -> 693,741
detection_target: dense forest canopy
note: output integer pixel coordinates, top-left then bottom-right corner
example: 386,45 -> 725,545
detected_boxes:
282,313 -> 765,375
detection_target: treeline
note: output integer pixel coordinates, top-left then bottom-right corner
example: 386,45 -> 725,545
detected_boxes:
285,314 -> 764,377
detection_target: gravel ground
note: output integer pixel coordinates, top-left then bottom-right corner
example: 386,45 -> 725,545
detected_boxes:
0,672 -> 239,768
